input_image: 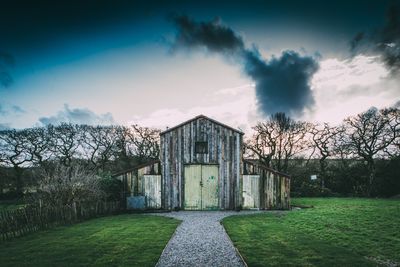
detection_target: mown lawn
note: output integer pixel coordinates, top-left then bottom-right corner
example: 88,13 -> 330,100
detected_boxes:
0,214 -> 180,267
223,198 -> 400,267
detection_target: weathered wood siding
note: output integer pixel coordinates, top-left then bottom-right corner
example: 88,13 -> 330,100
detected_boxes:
243,160 -> 290,210
243,175 -> 261,209
160,116 -> 243,210
114,161 -> 161,197
143,175 -> 162,208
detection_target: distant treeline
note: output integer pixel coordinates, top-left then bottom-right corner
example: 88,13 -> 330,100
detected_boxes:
0,106 -> 399,199
0,124 -> 160,198
245,107 -> 399,197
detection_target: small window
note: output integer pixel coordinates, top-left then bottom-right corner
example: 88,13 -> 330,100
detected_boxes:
195,141 -> 208,154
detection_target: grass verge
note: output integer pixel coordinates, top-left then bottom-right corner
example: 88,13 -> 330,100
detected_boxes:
223,198 -> 400,267
0,214 -> 180,267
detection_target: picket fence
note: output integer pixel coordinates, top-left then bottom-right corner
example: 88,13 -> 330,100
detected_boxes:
0,201 -> 120,241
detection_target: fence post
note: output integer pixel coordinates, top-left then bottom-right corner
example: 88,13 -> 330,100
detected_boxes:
72,202 -> 77,222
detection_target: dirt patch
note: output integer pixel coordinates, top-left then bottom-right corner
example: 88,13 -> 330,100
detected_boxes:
366,256 -> 399,267
291,204 -> 314,209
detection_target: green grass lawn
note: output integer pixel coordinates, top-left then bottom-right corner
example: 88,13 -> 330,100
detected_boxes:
0,214 -> 180,267
223,198 -> 400,267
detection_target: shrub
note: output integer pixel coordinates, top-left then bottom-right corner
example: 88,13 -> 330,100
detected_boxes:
34,163 -> 105,207
291,182 -> 335,197
0,190 -> 23,201
98,173 -> 123,201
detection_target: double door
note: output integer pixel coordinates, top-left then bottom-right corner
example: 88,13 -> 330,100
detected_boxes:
184,165 -> 219,210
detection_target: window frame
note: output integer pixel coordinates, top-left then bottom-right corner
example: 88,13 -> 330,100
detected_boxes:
194,141 -> 208,154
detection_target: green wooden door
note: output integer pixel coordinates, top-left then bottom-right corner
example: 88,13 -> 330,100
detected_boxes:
184,165 -> 202,210
201,165 -> 219,210
184,165 -> 219,210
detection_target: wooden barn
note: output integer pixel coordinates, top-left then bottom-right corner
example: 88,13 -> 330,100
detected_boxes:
160,115 -> 243,210
114,115 -> 290,210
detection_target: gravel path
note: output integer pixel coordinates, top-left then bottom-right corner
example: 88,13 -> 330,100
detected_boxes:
153,211 -> 263,267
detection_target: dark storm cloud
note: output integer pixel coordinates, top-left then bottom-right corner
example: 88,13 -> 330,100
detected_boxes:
351,4 -> 400,72
39,104 -> 115,125
243,50 -> 318,116
350,32 -> 365,52
170,15 -> 319,116
169,15 -> 244,54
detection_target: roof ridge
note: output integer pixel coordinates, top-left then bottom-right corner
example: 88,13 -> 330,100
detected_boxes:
160,114 -> 244,135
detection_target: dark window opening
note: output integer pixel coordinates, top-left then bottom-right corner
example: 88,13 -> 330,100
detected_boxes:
195,141 -> 208,154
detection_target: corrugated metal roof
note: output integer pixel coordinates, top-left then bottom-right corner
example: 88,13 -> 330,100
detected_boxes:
112,159 -> 160,177
160,115 -> 244,135
243,158 -> 291,178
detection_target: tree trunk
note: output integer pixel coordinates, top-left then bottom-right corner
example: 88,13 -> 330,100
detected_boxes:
283,158 -> 289,174
13,166 -> 24,195
0,176 -> 3,196
319,158 -> 327,189
367,160 -> 376,197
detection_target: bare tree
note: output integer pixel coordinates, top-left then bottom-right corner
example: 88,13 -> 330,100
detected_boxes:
244,126 -> 275,167
23,127 -> 52,167
48,123 -> 81,167
246,112 -> 311,173
125,125 -> 160,161
80,125 -> 118,171
344,107 -> 400,196
383,107 -> 400,157
114,126 -> 130,163
0,129 -> 33,193
309,123 -> 342,188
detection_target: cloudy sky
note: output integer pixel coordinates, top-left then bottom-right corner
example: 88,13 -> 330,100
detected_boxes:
0,0 -> 399,133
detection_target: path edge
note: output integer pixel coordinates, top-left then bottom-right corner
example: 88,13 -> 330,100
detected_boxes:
219,220 -> 248,267
154,218 -> 183,267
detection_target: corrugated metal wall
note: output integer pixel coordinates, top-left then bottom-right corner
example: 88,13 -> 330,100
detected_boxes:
160,116 -> 243,210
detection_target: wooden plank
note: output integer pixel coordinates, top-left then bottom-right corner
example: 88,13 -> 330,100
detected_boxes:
144,175 -> 162,209
201,165 -> 219,210
243,175 -> 261,209
184,165 -> 202,210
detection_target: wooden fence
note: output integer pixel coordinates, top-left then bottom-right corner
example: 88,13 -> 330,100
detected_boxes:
0,201 -> 120,241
